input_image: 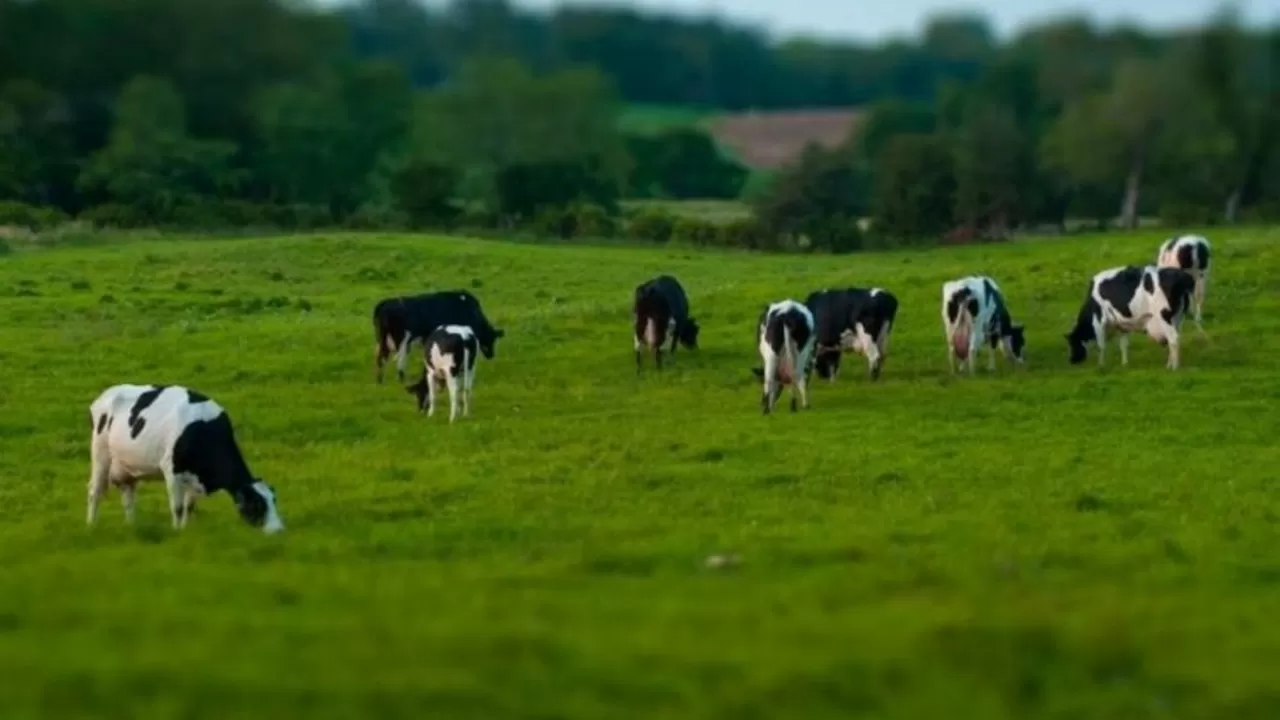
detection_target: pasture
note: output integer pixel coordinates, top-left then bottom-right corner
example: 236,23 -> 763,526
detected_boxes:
0,228 -> 1278,719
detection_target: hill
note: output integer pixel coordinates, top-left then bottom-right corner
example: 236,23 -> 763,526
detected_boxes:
0,229 -> 1278,718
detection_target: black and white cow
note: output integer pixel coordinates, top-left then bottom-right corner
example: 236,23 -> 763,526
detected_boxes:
1156,234 -> 1211,332
373,290 -> 504,383
405,325 -> 478,423
1065,265 -> 1195,370
633,274 -> 700,371
805,287 -> 898,382
941,275 -> 1026,374
750,300 -> 816,414
87,384 -> 284,533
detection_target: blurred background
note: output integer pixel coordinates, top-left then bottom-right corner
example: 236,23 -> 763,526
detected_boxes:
1,0 -> 1277,250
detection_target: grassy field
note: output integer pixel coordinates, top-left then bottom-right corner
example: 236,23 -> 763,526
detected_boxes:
1,227 -> 1278,719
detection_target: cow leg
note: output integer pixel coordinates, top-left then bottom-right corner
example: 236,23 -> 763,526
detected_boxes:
1118,333 -> 1131,366
120,482 -> 137,524
761,355 -> 777,414
427,374 -> 438,418
986,340 -> 997,372
447,370 -> 460,423
968,335 -> 979,376
1194,273 -> 1207,334
634,334 -> 643,374
1164,325 -> 1181,370
794,371 -> 810,411
375,341 -> 386,384
654,346 -> 662,371
947,342 -> 957,374
1096,328 -> 1107,367
463,366 -> 474,417
395,332 -> 413,383
162,467 -> 186,530
86,445 -> 110,526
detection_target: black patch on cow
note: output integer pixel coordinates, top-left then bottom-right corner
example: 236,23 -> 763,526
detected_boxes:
186,388 -> 210,405
1097,266 -> 1143,319
805,287 -> 898,380
127,386 -> 165,439
96,413 -> 108,434
1157,267 -> 1195,324
1141,271 -> 1155,295
1176,243 -> 1195,270
1065,296 -> 1102,364
171,412 -> 272,528
945,287 -> 976,324
1196,242 -> 1210,271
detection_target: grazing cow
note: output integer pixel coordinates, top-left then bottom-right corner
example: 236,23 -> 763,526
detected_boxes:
750,300 -> 816,414
86,384 -> 284,533
405,325 -> 478,423
1065,265 -> 1195,370
373,290 -> 504,383
941,276 -> 1026,374
633,274 -> 700,371
805,287 -> 898,382
1156,234 -> 1211,331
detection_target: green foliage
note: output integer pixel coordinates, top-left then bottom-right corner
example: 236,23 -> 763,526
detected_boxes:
2,230 -> 1280,718
78,203 -> 147,229
624,128 -> 748,200
872,134 -> 956,241
495,159 -> 621,221
388,160 -> 461,228
77,76 -> 240,218
753,144 -> 867,253
669,217 -> 721,246
528,203 -> 617,240
0,201 -> 68,230
624,208 -> 676,243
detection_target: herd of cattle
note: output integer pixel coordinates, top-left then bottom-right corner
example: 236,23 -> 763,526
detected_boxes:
83,234 -> 1212,534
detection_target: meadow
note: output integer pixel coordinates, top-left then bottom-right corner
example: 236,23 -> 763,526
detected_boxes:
0,227 -> 1278,719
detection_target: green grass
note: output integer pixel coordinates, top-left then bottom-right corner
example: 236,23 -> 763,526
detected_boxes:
1,228 -> 1278,719
622,199 -> 753,224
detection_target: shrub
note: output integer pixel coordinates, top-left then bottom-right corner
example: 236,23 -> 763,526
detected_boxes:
716,217 -> 773,250
0,201 -> 68,230
670,217 -> 720,247
390,161 -> 461,228
1159,202 -> 1220,228
344,204 -> 410,231
625,209 -> 676,243
280,204 -> 332,230
79,203 -> 146,228
567,203 -> 616,238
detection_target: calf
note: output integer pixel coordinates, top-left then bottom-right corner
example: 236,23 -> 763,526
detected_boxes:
1065,265 -> 1195,370
633,274 -> 700,371
805,287 -> 898,382
373,290 -> 504,383
941,276 -> 1026,374
87,384 -> 284,533
1156,234 -> 1211,332
405,325 -> 478,423
750,300 -> 816,414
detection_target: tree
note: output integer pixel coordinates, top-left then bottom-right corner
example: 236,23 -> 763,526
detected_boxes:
950,102 -> 1033,236
1040,56 -> 1189,228
1192,10 -> 1279,221
872,133 -> 956,240
0,80 -> 75,207
78,76 -> 237,218
752,143 -> 867,251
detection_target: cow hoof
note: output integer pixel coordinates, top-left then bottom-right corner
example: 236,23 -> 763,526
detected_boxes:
790,398 -> 797,413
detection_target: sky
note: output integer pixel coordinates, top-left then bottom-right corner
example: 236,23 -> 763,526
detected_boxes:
520,0 -> 1278,41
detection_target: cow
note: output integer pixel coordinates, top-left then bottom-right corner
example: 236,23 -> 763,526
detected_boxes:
805,287 -> 898,382
941,276 -> 1026,374
86,384 -> 284,533
1156,234 -> 1211,332
1064,265 -> 1195,370
373,290 -> 504,383
750,299 -> 816,414
405,325 -> 478,423
633,274 -> 700,371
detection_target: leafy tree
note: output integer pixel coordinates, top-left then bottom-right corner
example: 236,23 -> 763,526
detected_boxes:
753,143 -> 867,252
950,102 -> 1032,236
78,76 -> 237,218
872,133 -> 956,240
624,128 -> 747,199
0,80 -> 75,207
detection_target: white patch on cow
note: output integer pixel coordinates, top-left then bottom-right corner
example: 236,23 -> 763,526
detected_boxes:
395,330 -> 414,378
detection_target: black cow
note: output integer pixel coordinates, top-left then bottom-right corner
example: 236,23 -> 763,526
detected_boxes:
372,290 -> 504,383
805,287 -> 899,382
1065,265 -> 1195,370
633,274 -> 700,371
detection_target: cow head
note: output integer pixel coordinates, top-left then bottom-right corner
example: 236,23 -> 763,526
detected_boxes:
405,374 -> 431,411
1064,329 -> 1089,365
677,318 -> 700,349
234,480 -> 284,533
476,326 -> 504,359
1007,324 -> 1026,363
813,349 -> 841,380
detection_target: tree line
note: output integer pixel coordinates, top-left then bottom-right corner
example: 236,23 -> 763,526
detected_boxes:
1,0 -> 1278,251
